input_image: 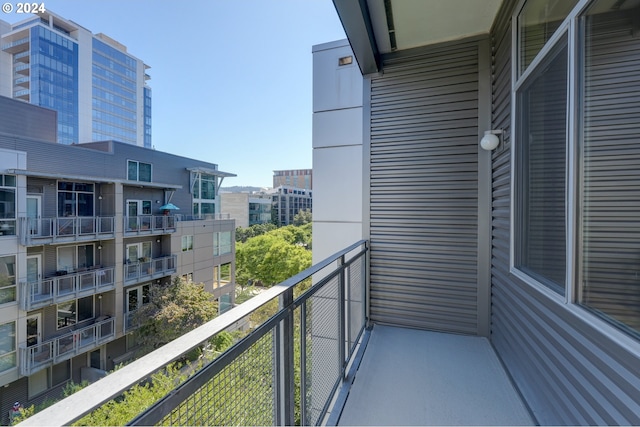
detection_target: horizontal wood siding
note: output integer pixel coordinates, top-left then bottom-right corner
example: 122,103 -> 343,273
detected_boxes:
368,41 -> 479,334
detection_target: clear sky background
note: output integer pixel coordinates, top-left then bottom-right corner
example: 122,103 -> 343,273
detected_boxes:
3,0 -> 346,187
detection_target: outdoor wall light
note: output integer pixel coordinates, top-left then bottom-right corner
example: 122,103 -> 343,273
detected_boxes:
480,130 -> 502,151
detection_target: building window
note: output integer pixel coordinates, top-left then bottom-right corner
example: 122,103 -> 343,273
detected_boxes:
213,263 -> 232,289
515,34 -> 568,295
128,160 -> 152,182
514,0 -> 640,338
191,172 -> 216,217
126,242 -> 152,263
0,321 -> 16,373
57,296 -> 94,328
57,244 -> 95,273
219,293 -> 232,314
578,0 -> 640,337
0,175 -> 17,236
0,255 -> 16,304
58,181 -> 94,217
213,231 -> 231,256
182,235 -> 193,252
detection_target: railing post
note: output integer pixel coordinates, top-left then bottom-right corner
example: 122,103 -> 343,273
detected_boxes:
276,287 -> 294,426
338,255 -> 346,377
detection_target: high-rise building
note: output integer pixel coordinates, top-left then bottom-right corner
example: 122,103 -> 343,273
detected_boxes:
0,11 -> 151,146
272,169 -> 312,190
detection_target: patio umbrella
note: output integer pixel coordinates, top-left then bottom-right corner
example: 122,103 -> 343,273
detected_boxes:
159,203 -> 180,211
158,203 -> 180,211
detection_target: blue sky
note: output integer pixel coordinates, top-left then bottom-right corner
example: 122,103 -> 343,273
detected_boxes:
3,0 -> 346,187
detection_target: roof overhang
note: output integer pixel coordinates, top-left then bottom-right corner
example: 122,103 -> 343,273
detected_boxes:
333,0 -> 503,75
186,167 -> 237,178
8,169 -> 182,190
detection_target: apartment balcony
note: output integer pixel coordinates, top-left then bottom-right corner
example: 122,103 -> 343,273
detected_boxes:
124,255 -> 177,285
123,215 -> 176,235
18,217 -> 115,246
19,266 -> 116,311
1,37 -> 29,54
16,240 -> 530,426
19,317 -> 115,377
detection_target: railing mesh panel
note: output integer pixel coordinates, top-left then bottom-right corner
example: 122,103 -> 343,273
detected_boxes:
158,330 -> 275,426
348,257 -> 365,350
306,274 -> 340,425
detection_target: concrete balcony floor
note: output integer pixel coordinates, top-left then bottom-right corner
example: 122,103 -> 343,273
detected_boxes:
336,325 -> 534,426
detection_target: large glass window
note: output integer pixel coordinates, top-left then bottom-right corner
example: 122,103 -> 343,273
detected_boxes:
213,263 -> 232,289
0,255 -> 16,304
514,0 -> 640,338
0,322 -> 16,373
515,35 -> 568,294
127,161 -> 152,182
0,175 -> 16,236
192,172 -> 217,217
57,296 -> 94,329
214,231 -> 232,256
58,182 -> 94,217
579,0 -> 640,337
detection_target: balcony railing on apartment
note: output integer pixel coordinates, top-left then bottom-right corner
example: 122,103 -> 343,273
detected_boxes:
19,317 -> 115,377
124,255 -> 177,284
18,241 -> 368,427
19,267 -> 115,311
175,213 -> 231,221
18,217 -> 115,245
123,215 -> 176,234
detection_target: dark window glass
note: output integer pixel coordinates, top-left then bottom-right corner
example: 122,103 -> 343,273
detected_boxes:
516,35 -> 568,294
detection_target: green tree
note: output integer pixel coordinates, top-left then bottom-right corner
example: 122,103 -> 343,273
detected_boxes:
133,277 -> 218,355
235,222 -> 277,243
236,232 -> 311,288
292,208 -> 312,226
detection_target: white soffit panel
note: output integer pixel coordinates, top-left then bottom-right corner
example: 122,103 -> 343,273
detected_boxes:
369,0 -> 503,54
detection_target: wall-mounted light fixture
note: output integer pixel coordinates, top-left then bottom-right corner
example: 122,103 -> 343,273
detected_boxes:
156,238 -> 161,243
97,242 -> 103,250
480,130 -> 503,151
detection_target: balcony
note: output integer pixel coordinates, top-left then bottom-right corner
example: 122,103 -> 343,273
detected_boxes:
19,267 -> 115,311
2,37 -> 29,53
19,317 -> 115,377
124,255 -> 177,285
19,217 -> 115,246
124,215 -> 176,235
17,241 -> 530,426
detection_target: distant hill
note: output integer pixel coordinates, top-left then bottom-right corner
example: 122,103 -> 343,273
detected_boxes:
220,186 -> 269,194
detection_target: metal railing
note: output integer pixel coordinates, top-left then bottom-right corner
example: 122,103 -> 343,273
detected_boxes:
123,215 -> 176,234
18,216 -> 115,245
124,255 -> 177,284
17,240 -> 368,426
19,267 -> 115,311
19,317 -> 116,376
175,213 -> 231,221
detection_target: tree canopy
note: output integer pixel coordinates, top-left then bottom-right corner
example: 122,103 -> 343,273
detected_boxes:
133,277 -> 218,355
235,224 -> 312,288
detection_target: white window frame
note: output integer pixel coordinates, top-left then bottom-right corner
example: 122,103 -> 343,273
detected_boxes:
181,235 -> 193,252
510,0 -> 640,349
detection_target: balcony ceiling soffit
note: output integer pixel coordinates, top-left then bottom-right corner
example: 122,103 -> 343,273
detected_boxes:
337,0 -> 503,74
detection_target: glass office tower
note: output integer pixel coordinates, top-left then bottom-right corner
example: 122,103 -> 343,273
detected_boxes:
1,11 -> 151,146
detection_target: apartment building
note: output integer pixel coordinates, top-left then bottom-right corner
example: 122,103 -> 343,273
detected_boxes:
272,169 -> 312,190
269,186 -> 312,227
219,193 -> 272,228
0,10 -> 152,147
0,95 -> 235,418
